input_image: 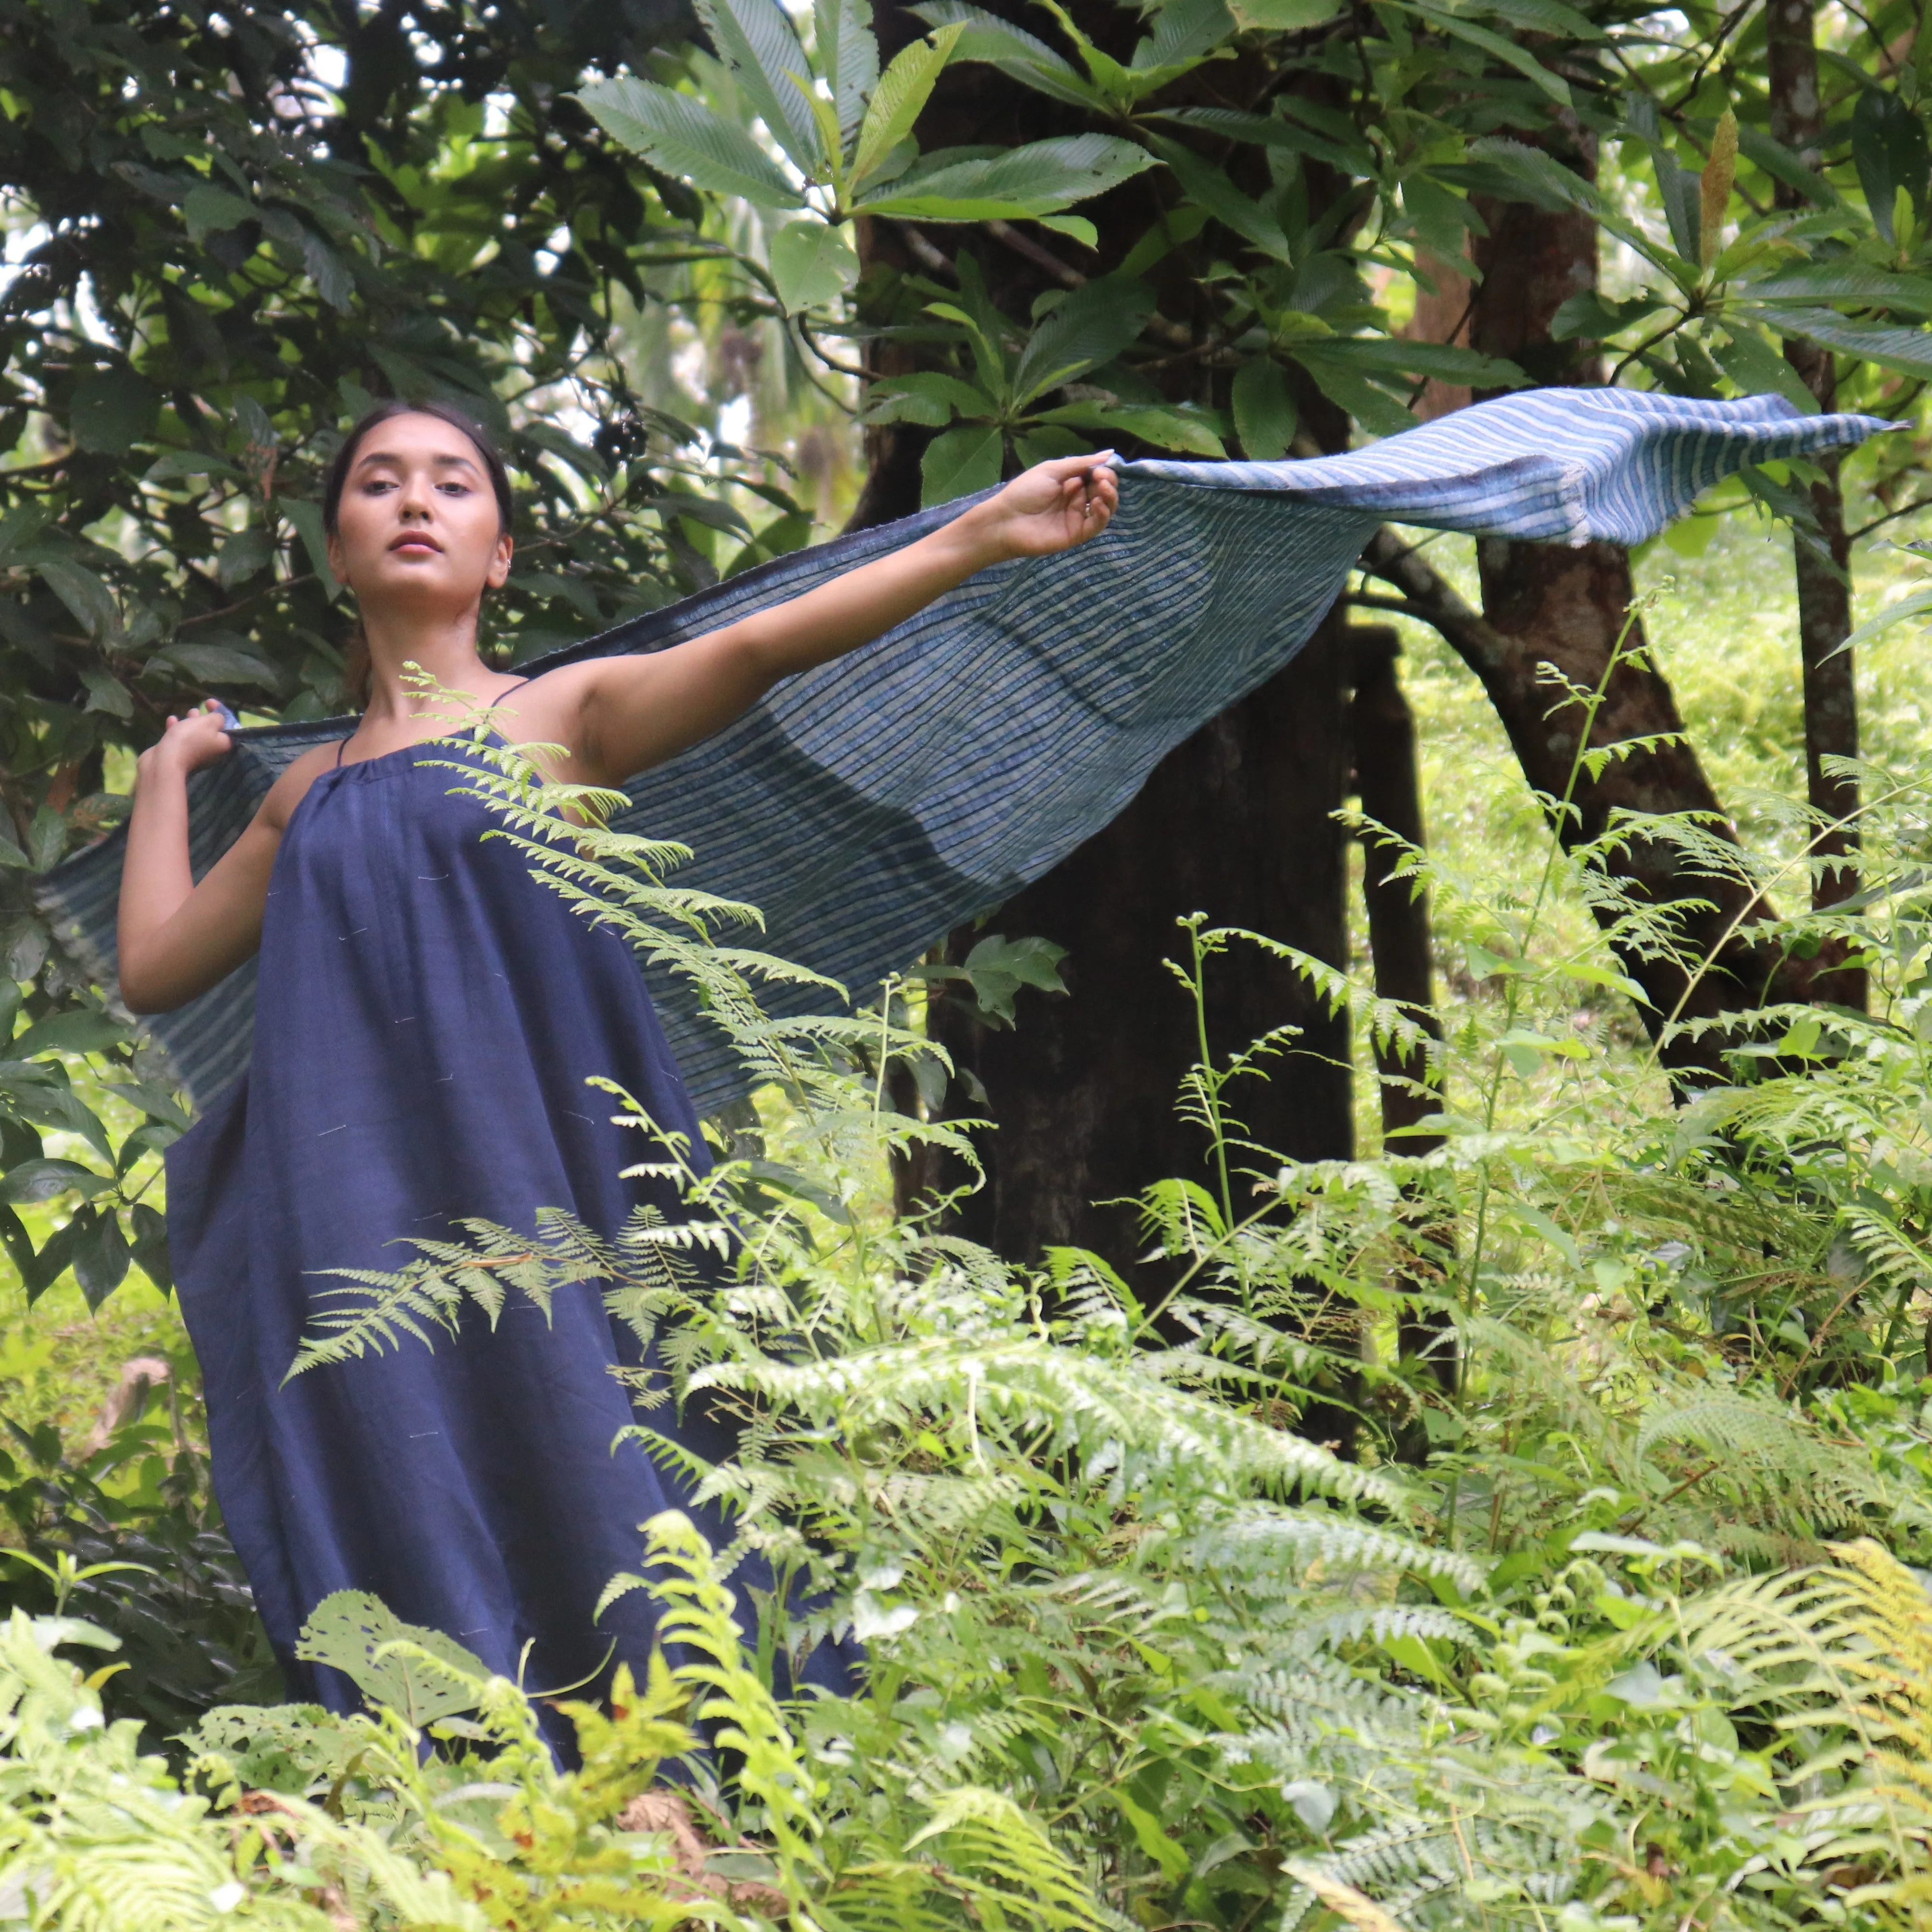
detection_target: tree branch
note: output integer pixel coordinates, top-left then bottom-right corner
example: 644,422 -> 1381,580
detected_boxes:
1357,526 -> 1515,680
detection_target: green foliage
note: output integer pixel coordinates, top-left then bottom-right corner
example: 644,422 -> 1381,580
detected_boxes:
16,0 -> 1932,1306
11,656 -> 1932,1926
0,1405 -> 277,1749
179,713 -> 1927,1929
0,0 -> 835,1303
575,0 -> 1155,318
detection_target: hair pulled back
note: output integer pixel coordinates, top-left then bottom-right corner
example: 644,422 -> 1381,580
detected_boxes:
323,398 -> 515,710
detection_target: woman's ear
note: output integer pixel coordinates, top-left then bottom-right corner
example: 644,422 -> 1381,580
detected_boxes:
487,533 -> 513,590
324,531 -> 347,589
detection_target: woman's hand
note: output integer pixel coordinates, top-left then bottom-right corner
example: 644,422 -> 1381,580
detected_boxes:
957,454 -> 1119,563
119,700 -> 292,1014
140,699 -> 234,779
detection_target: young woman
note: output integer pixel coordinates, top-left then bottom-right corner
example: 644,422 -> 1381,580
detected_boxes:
120,399 -> 1117,1750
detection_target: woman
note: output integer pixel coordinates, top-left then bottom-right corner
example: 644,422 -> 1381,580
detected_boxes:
120,398 -> 1117,1747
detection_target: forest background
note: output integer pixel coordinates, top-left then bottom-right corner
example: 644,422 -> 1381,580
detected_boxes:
11,0 -> 1932,1924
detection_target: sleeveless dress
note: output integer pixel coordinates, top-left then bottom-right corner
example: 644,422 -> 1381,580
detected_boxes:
165,727 -> 830,1756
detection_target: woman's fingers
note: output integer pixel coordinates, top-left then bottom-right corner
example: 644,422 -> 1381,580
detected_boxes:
1034,451 -> 1114,482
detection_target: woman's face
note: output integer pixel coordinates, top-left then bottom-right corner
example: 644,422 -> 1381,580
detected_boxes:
326,412 -> 512,614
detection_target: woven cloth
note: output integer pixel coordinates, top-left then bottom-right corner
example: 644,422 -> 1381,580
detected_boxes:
42,386 -> 1890,1118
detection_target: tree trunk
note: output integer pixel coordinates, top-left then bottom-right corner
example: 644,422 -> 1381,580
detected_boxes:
1361,530 -> 1841,1052
858,4 -> 1360,1281
1429,123 -> 1831,1075
1767,0 -> 1863,1006
928,613 -> 1354,1276
1348,626 -> 1456,1405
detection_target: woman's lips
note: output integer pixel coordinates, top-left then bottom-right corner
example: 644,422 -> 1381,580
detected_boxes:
391,538 -> 440,556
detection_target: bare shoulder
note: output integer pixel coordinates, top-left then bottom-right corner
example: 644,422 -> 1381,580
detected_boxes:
258,741 -> 346,834
513,658 -> 610,719
506,658 -> 655,778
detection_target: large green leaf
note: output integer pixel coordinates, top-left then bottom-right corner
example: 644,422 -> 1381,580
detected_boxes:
0,1159 -> 111,1207
921,423 -> 1004,505
768,219 -> 859,312
860,370 -> 995,426
1397,1 -> 1569,104
1546,292 -> 1661,346
1231,0 -> 1342,22
3,1075 -> 114,1166
70,367 -> 159,458
1708,325 -> 1821,415
22,1215 -> 80,1306
1402,173 -> 1481,260
696,0 -> 825,176
1462,137 -> 1677,277
1747,304 -> 1932,381
927,255 -> 1017,396
152,640 -> 282,688
1292,345 -> 1419,439
1734,124 -> 1839,208
1150,105 -> 1367,175
575,78 -> 803,210
1050,0 -> 1232,101
1851,86 -> 1929,244
1039,400 -> 1227,456
180,182 -> 253,242
1133,0 -> 1237,70
909,1 -> 1098,106
278,495 -> 339,598
70,1204 -> 130,1311
7,1010 -> 128,1060
815,0 -> 881,148
1230,358 -> 1298,459
1319,337 -> 1526,389
859,135 -> 1154,219
295,1590 -> 488,1727
852,25 -> 965,186
37,560 -> 116,639
1653,156 -> 1704,267
1736,261 -> 1932,316
1149,135 -> 1290,257
1464,0 -> 1599,38
1011,277 -> 1155,405
128,1201 -> 171,1294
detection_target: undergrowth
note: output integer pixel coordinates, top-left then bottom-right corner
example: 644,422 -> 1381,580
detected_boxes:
8,658 -> 1932,1929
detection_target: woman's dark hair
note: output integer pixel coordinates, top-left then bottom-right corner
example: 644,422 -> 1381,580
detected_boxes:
323,398 -> 515,709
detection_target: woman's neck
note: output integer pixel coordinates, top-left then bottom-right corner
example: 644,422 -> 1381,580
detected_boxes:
358,606 -> 507,723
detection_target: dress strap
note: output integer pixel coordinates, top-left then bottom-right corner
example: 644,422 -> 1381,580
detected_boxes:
486,675 -> 532,750
334,677 -> 529,767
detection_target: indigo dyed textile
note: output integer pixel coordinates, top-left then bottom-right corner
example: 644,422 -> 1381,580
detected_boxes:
43,387 -> 1890,1119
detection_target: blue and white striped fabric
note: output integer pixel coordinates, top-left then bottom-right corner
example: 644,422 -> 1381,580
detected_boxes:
41,387 -> 1891,1118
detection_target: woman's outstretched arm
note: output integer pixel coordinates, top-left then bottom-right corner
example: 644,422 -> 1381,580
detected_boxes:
559,454 -> 1118,786
117,705 -> 315,1013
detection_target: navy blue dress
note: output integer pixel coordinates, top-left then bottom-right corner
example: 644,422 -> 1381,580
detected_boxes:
166,732 -> 811,1754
